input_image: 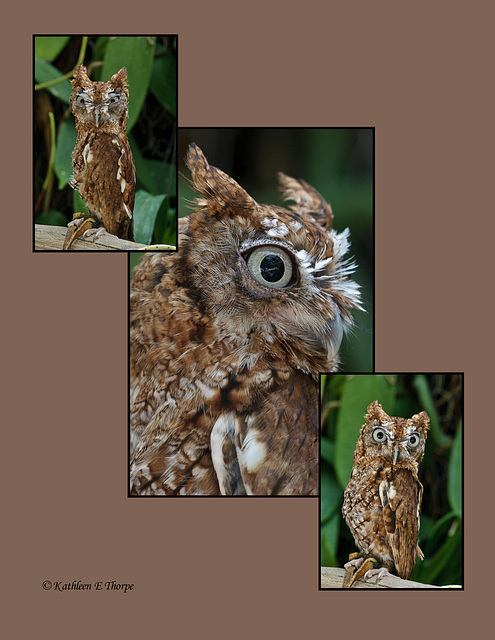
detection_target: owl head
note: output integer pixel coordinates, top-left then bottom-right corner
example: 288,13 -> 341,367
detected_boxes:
70,64 -> 129,131
355,400 -> 430,465
183,143 -> 363,374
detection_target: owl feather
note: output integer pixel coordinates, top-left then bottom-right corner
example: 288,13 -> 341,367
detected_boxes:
130,144 -> 362,495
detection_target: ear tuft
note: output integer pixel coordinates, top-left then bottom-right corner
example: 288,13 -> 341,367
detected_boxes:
278,172 -> 333,229
186,143 -> 256,216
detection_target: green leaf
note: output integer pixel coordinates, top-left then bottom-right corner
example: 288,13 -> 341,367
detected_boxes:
129,253 -> 143,276
413,374 -> 451,448
320,437 -> 334,465
34,57 -> 72,103
448,420 -> 462,517
101,36 -> 156,130
320,374 -> 327,396
129,133 -> 176,197
134,190 -> 168,244
93,37 -> 110,65
414,516 -> 461,585
153,206 -> 176,247
150,52 -> 177,117
327,374 -> 346,404
140,159 -> 176,197
73,190 -> 89,216
54,117 -> 76,188
321,466 -> 342,522
335,375 -> 396,488
321,513 -> 340,567
34,36 -> 70,62
35,210 -> 67,227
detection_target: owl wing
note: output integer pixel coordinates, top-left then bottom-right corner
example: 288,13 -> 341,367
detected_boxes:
210,372 -> 318,496
210,414 -> 247,495
80,132 -> 135,240
130,407 -> 221,495
379,468 -> 423,579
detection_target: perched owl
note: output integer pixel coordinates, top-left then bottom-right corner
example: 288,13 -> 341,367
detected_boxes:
130,143 -> 363,495
342,400 -> 429,587
64,64 -> 135,249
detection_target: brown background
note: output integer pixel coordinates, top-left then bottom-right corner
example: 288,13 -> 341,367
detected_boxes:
5,2 -> 491,638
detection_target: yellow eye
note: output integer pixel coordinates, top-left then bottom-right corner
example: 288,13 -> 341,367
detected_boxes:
244,246 -> 294,289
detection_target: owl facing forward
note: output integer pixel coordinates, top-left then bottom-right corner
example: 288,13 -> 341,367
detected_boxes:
67,64 -> 135,245
130,143 -> 363,496
342,401 -> 429,585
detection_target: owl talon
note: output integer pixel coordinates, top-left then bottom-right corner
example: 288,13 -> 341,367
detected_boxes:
63,214 -> 97,250
363,566 -> 391,584
343,554 -> 379,588
342,554 -> 364,588
82,226 -> 110,242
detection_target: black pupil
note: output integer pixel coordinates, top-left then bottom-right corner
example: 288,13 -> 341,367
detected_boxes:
260,254 -> 284,283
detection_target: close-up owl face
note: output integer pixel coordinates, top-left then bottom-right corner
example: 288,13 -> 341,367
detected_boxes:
181,143 -> 363,373
70,65 -> 129,130
356,400 -> 429,465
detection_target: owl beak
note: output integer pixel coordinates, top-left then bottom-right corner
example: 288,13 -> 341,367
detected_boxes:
325,311 -> 343,362
393,445 -> 399,465
94,107 -> 100,127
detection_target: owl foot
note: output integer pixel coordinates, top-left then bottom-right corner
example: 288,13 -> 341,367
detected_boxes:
63,213 -> 98,250
82,227 -> 111,242
362,566 -> 391,584
342,553 -> 380,588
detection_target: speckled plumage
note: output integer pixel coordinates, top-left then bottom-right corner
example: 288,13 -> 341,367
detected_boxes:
342,401 -> 429,580
129,144 -> 363,495
69,65 -> 135,241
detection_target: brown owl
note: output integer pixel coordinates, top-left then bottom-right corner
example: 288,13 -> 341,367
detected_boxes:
64,64 -> 135,249
130,143 -> 363,495
342,400 -> 429,587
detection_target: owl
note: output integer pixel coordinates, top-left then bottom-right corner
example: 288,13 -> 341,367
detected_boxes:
342,400 -> 430,587
64,64 -> 135,249
129,143 -> 363,495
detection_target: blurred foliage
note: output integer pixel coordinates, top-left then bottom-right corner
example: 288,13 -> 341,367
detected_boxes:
320,373 -> 463,587
177,128 -> 373,372
34,35 -> 177,247
129,252 -> 143,276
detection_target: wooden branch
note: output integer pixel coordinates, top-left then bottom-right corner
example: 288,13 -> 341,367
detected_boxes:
34,224 -> 175,251
320,566 -> 461,589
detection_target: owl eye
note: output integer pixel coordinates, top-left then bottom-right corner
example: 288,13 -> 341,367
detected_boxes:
372,428 -> 387,443
75,93 -> 88,105
244,246 -> 294,289
408,433 -> 421,447
108,94 -> 120,104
